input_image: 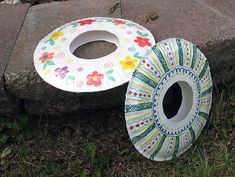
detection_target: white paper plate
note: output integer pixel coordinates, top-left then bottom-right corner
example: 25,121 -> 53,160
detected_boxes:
125,38 -> 213,161
34,17 -> 155,92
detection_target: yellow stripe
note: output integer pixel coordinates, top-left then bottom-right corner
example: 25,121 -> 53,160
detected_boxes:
158,45 -> 171,68
201,92 -> 210,97
201,84 -> 210,91
127,98 -> 149,103
146,133 -> 165,157
189,44 -> 193,66
161,137 -> 169,154
131,82 -> 153,92
149,51 -> 164,74
138,67 -> 158,82
140,129 -> 157,147
181,42 -> 187,66
200,105 -> 209,108
128,113 -> 151,121
132,123 -> 152,135
171,40 -> 179,65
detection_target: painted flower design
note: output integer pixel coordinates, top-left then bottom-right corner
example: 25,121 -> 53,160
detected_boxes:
50,31 -> 64,40
78,19 -> 96,26
39,52 -> 54,63
120,56 -> 138,70
112,20 -> 126,25
134,36 -> 152,47
87,71 -> 104,87
55,66 -> 69,79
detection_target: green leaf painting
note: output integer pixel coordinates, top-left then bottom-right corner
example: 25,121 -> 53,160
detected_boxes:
133,52 -> 142,59
105,69 -> 115,81
49,38 -> 55,46
137,30 -> 148,37
43,60 -> 55,70
107,75 -> 115,81
105,69 -> 114,75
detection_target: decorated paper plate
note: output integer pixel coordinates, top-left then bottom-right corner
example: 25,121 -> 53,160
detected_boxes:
34,17 -> 155,92
125,38 -> 212,161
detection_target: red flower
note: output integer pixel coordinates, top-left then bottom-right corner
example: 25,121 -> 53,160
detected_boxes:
39,52 -> 54,63
78,19 -> 96,26
134,36 -> 152,47
112,19 -> 126,25
87,71 -> 104,87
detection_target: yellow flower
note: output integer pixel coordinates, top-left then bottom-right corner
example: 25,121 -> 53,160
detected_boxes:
66,58 -> 73,64
50,31 -> 64,40
119,56 -> 138,70
43,68 -> 52,76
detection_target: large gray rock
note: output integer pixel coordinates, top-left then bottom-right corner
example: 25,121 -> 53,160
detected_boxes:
4,0 -> 123,116
121,0 -> 235,85
195,0 -> 235,21
4,0 -> 235,116
200,37 -> 235,86
0,3 -> 30,117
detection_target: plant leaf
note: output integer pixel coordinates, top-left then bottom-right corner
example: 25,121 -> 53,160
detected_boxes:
87,143 -> 96,165
24,131 -> 33,140
105,69 -> 114,75
1,147 -> 12,159
18,116 -> 28,130
17,134 -> 25,144
107,75 -> 115,81
5,122 -> 12,129
80,168 -> 89,177
0,118 -> 6,124
95,170 -> 101,177
0,135 -> 8,144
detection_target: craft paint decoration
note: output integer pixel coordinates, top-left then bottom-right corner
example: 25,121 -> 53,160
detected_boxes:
125,38 -> 212,161
34,17 -> 155,92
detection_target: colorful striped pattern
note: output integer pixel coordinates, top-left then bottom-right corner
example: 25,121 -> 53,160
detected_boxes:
199,60 -> 209,80
176,38 -> 184,66
149,134 -> 166,160
202,86 -> 213,97
152,46 -> 169,72
125,38 -> 212,161
132,70 -> 158,88
131,123 -> 156,144
172,136 -> 180,159
198,111 -> 209,121
191,45 -> 197,69
125,102 -> 153,113
189,127 -> 196,144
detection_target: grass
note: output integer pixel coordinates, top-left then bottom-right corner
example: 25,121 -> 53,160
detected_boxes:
0,82 -> 234,177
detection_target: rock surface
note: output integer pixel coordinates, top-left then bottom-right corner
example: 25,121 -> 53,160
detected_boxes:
121,0 -> 235,85
0,3 -> 30,117
3,0 -> 235,116
196,0 -> 235,21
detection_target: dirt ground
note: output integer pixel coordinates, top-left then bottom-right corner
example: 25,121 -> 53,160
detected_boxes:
0,82 -> 234,177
